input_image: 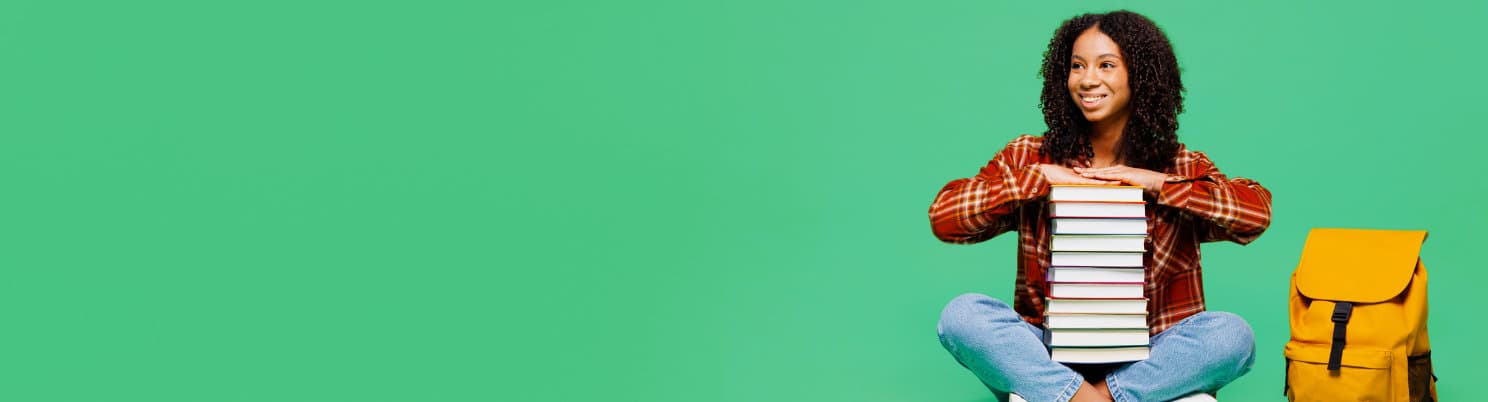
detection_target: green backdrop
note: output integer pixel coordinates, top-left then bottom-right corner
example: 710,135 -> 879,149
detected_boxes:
0,0 -> 1481,401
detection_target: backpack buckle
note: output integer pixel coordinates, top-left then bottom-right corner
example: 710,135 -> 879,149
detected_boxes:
1331,302 -> 1353,323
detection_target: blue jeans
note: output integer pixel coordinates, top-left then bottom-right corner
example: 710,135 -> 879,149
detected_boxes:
937,293 -> 1255,402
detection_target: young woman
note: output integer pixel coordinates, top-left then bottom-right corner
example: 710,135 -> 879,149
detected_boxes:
928,11 -> 1272,402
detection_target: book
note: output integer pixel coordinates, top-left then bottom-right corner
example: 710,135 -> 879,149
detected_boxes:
1046,185 -> 1152,364
1050,346 -> 1151,364
1050,201 -> 1146,218
1046,313 -> 1149,329
1048,266 -> 1145,283
1051,235 -> 1146,252
1047,328 -> 1150,347
1048,282 -> 1144,299
1051,251 -> 1144,267
1046,297 -> 1148,314
1052,218 -> 1147,235
1050,185 -> 1144,202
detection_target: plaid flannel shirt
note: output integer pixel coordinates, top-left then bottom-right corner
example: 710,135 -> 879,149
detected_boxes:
929,134 -> 1272,334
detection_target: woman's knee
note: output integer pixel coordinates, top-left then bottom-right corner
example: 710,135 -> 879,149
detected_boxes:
937,293 -> 1016,341
1192,311 -> 1257,377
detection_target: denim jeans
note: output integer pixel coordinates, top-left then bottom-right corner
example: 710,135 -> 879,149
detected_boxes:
937,293 -> 1255,402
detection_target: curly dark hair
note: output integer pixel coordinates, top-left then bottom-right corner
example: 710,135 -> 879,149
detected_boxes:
1037,10 -> 1183,171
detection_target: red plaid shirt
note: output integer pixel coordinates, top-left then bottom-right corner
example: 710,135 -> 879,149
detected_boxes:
929,135 -> 1272,334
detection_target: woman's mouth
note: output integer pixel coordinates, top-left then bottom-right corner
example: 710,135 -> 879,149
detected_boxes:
1080,94 -> 1107,107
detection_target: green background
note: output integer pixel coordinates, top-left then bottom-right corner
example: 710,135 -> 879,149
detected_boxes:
0,0 -> 1481,401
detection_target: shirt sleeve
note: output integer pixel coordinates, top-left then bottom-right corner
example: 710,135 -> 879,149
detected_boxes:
928,135 -> 1050,244
1154,151 -> 1273,245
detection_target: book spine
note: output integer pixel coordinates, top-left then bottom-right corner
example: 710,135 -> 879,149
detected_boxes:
1044,187 -> 1152,363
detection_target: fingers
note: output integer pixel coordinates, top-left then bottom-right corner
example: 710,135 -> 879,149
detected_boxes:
1077,171 -> 1134,186
1073,165 -> 1126,174
1045,165 -> 1122,185
1071,176 -> 1121,185
1044,172 -> 1118,185
1077,170 -> 1124,180
1075,166 -> 1131,180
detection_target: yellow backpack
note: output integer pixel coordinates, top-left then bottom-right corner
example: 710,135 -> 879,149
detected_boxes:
1285,228 -> 1436,402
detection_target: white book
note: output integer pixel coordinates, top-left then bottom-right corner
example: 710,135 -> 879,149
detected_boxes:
1051,201 -> 1146,218
1048,267 -> 1145,283
1051,346 -> 1150,364
1046,298 -> 1148,314
1050,185 -> 1144,202
1048,282 -> 1144,299
1051,251 -> 1144,267
1046,313 -> 1149,329
1052,218 -> 1147,235
1047,328 -> 1151,347
1051,235 -> 1146,252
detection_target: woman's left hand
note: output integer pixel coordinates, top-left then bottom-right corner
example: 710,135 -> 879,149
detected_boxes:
1073,165 -> 1168,193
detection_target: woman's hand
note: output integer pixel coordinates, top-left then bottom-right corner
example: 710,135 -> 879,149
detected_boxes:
1073,165 -> 1168,193
1038,164 -> 1122,186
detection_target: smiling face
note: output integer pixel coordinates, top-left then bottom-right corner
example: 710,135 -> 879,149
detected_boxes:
1067,26 -> 1131,125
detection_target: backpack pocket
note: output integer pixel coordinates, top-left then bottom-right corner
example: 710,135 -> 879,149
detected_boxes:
1285,342 -> 1394,401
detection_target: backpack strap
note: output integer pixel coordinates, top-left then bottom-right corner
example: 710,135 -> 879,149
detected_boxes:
1328,302 -> 1354,371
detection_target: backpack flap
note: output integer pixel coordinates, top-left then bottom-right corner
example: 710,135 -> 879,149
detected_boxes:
1295,228 -> 1427,304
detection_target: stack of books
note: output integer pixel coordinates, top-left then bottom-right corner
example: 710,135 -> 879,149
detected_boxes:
1044,184 -> 1150,364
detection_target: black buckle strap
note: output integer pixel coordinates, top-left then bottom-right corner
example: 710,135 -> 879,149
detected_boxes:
1328,302 -> 1354,371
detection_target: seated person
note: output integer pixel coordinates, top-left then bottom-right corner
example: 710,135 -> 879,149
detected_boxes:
929,10 -> 1272,402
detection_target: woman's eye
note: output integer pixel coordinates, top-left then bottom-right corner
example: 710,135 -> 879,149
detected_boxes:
1071,63 -> 1083,70
1101,62 -> 1116,69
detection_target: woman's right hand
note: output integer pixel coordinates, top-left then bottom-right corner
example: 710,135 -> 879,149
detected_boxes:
1037,164 -> 1121,185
